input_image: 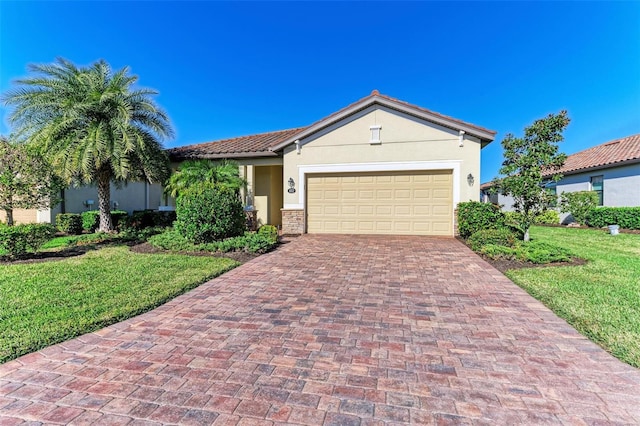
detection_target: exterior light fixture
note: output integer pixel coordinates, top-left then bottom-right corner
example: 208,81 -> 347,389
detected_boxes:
467,173 -> 474,186
288,177 -> 296,193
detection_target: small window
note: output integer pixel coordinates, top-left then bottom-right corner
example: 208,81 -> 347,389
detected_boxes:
369,125 -> 381,144
591,175 -> 603,206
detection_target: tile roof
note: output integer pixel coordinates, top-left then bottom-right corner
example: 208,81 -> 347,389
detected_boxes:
481,133 -> 640,188
167,90 -> 497,160
167,127 -> 307,160
544,133 -> 640,176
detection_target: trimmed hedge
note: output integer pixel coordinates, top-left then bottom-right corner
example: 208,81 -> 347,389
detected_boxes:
149,229 -> 277,254
0,223 -> 56,258
457,201 -> 505,239
175,185 -> 246,243
124,210 -> 177,230
82,210 -> 129,232
586,207 -> 640,229
55,213 -> 83,235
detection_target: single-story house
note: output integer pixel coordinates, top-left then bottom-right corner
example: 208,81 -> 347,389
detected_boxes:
481,133 -> 640,222
166,90 -> 496,235
8,91 -> 497,236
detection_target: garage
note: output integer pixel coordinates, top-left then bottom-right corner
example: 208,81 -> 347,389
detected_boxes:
306,170 -> 453,235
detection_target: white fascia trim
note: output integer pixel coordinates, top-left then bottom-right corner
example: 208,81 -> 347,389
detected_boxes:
284,160 -> 462,210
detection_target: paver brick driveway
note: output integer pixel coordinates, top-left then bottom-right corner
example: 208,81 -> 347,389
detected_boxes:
1,235 -> 639,425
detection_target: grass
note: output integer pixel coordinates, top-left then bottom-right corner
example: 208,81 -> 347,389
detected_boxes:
506,226 -> 640,368
0,246 -> 238,363
40,233 -> 119,249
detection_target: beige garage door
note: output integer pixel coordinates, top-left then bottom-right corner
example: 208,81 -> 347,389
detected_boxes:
306,170 -> 453,236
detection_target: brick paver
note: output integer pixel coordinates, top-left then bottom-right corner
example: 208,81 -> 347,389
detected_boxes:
1,235 -> 639,424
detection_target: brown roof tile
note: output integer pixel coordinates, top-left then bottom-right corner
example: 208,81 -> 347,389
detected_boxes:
167,127 -> 307,160
544,133 -> 640,176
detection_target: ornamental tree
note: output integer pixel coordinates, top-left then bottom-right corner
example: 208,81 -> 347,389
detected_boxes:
494,111 -> 570,241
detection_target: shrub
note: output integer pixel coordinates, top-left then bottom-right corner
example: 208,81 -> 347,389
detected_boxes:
110,210 -> 128,229
55,213 -> 82,235
467,228 -> 518,252
560,191 -> 599,225
518,241 -> 573,264
149,229 -> 277,254
479,244 -> 518,260
534,210 -> 560,225
175,185 -> 246,243
457,201 -> 505,239
81,210 -> 129,232
124,210 -> 177,230
586,207 -> 640,230
0,223 -> 56,258
258,225 -> 279,243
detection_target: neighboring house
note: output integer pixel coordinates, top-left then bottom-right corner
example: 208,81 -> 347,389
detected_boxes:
167,90 -> 496,235
11,91 -> 497,236
481,133 -> 640,222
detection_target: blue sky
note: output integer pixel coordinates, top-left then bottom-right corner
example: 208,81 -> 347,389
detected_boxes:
1,1 -> 639,183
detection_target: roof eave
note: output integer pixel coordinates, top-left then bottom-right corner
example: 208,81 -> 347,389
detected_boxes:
168,150 -> 280,161
548,157 -> 640,177
269,95 -> 496,152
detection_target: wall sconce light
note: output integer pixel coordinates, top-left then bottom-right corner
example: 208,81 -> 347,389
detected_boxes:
467,173 -> 475,186
83,199 -> 94,208
113,201 -> 119,209
288,177 -> 296,193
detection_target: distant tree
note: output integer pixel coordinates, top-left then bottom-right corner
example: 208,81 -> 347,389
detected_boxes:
494,111 -> 570,241
0,135 -> 61,226
2,58 -> 173,232
165,159 -> 247,198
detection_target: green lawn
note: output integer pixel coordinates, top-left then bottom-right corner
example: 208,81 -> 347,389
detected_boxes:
506,226 -> 640,368
0,246 -> 238,363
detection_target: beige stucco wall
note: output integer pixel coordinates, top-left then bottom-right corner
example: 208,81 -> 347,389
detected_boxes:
282,105 -> 482,209
0,209 -> 38,225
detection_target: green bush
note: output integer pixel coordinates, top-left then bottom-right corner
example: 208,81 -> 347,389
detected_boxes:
175,185 -> 246,243
0,223 -> 56,258
111,210 -> 128,229
82,210 -> 129,231
586,207 -> 640,229
518,241 -> 573,264
258,225 -> 279,243
467,227 -> 518,252
124,210 -> 177,230
149,229 -> 277,254
55,213 -> 82,235
81,210 -> 100,232
534,210 -> 560,225
457,201 -> 505,239
479,244 -> 518,260
560,191 -> 599,225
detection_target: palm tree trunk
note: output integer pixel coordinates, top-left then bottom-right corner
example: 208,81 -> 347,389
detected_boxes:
96,166 -> 113,232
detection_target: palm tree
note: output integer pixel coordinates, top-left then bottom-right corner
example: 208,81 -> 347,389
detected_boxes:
165,159 -> 247,198
3,58 -> 173,231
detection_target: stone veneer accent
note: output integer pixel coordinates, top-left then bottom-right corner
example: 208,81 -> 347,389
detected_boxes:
281,209 -> 304,235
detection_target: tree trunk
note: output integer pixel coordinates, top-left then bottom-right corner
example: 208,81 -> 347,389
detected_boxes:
5,208 -> 13,226
524,227 -> 530,242
96,167 -> 114,232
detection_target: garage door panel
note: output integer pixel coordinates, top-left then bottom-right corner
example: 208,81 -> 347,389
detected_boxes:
307,170 -> 453,236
